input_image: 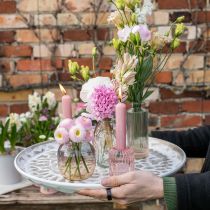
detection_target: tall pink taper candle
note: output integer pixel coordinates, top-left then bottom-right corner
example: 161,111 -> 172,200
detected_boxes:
59,84 -> 72,119
115,90 -> 126,151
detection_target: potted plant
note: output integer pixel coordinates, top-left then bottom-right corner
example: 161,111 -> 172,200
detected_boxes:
0,114 -> 23,185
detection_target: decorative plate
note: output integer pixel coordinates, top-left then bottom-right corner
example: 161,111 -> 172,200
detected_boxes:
15,137 -> 186,194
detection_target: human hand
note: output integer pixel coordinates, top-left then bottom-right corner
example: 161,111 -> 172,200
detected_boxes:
78,171 -> 164,205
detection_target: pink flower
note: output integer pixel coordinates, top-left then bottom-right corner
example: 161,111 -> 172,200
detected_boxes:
75,116 -> 92,129
39,115 -> 48,122
118,25 -> 132,42
85,129 -> 94,142
88,85 -> 118,121
132,25 -> 151,42
75,102 -> 86,115
54,127 -> 69,144
59,118 -> 74,130
69,125 -> 86,143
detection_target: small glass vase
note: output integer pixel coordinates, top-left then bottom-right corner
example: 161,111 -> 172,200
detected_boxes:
94,119 -> 114,168
57,142 -> 96,181
127,104 -> 149,159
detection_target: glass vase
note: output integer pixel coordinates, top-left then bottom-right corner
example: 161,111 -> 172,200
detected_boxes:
94,119 -> 114,168
57,142 -> 96,181
127,105 -> 149,159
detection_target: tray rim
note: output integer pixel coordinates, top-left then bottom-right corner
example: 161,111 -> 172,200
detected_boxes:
14,137 -> 186,189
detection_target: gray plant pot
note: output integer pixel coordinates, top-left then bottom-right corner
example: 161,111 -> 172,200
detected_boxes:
0,148 -> 22,185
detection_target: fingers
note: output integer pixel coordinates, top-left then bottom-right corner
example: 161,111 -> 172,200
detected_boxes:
101,171 -> 135,187
78,187 -> 126,201
78,189 -> 107,200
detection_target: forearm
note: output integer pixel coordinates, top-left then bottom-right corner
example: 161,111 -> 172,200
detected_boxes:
151,126 -> 210,157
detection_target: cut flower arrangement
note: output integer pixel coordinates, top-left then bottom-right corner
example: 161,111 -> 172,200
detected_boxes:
53,0 -> 185,180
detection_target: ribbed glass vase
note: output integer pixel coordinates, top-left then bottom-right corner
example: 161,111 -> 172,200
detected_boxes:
94,119 -> 114,168
127,104 -> 149,159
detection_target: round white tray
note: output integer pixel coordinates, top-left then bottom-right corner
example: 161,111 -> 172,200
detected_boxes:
15,137 -> 186,193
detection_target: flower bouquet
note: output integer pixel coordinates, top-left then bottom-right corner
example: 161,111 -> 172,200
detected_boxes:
55,117 -> 96,181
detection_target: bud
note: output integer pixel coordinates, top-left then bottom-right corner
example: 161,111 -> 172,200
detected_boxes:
112,38 -> 121,50
92,47 -> 97,58
116,0 -> 125,10
176,16 -> 185,23
80,65 -> 90,81
171,38 -> 180,49
68,60 -> 79,75
175,23 -> 186,37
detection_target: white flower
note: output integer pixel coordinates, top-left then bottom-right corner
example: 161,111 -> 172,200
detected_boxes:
7,113 -> 22,131
80,77 -> 113,102
117,25 -> 132,42
39,135 -> 46,140
28,92 -> 42,112
135,0 -> 153,24
43,91 -> 56,110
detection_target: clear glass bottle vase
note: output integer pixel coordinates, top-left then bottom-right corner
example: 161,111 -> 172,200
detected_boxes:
94,119 -> 114,168
127,104 -> 149,159
57,142 -> 96,181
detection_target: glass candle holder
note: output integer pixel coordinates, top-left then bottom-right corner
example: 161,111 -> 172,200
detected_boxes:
108,147 -> 135,176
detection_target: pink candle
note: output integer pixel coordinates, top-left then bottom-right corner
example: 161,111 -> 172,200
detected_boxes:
115,102 -> 126,151
59,84 -> 72,119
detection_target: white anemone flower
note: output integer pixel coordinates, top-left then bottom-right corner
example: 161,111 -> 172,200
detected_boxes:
80,77 -> 113,102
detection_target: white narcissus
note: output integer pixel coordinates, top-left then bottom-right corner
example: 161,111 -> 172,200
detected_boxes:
80,77 -> 113,103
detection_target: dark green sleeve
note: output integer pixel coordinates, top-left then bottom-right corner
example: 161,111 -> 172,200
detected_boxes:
163,177 -> 177,210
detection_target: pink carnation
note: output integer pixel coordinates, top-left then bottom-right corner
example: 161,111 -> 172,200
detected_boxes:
89,85 -> 118,121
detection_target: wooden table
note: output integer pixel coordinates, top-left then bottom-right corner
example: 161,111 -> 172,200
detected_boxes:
0,185 -> 167,210
0,158 -> 203,210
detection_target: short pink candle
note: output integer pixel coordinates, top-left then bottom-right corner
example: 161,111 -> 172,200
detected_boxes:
115,102 -> 126,151
59,84 -> 72,119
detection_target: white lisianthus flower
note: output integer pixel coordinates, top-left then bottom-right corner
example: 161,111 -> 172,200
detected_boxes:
28,92 -> 42,112
117,25 -> 132,42
43,91 -> 56,109
80,77 -> 113,102
7,113 -> 22,131
135,0 -> 153,24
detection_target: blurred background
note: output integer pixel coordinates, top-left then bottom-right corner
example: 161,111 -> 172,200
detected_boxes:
0,0 -> 209,131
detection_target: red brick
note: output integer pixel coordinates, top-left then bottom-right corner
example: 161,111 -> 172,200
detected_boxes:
95,71 -> 112,78
63,28 -> 109,41
161,115 -> 202,128
181,100 -> 210,113
64,58 -> 92,70
0,31 -> 15,43
189,40 -> 210,53
157,0 -> 206,9
99,57 -> 112,70
57,72 -> 72,82
162,42 -> 186,53
8,74 -> 48,87
155,71 -> 172,84
204,115 -> 210,125
0,45 -> 32,57
192,11 -> 210,24
0,105 -> 9,117
0,1 -> 16,14
10,104 -> 29,114
149,101 -> 180,114
17,59 -> 53,71
160,88 -> 203,100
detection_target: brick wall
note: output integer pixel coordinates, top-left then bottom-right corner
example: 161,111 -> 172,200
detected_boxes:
0,0 -> 210,130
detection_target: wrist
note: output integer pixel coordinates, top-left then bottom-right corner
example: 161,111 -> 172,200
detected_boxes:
153,177 -> 164,199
